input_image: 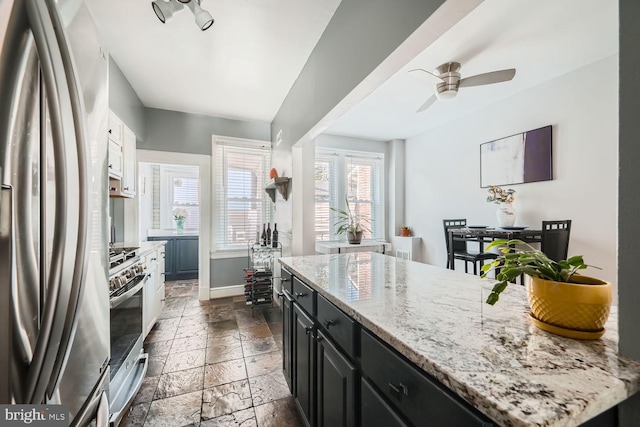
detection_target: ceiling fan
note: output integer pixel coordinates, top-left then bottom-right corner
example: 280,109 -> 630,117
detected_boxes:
409,62 -> 516,112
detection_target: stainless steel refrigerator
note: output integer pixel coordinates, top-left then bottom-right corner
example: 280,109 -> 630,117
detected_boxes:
0,0 -> 110,425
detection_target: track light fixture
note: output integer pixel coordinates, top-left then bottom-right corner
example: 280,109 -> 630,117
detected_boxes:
151,0 -> 214,31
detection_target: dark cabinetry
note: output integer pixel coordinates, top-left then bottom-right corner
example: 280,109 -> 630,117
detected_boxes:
148,236 -> 198,281
293,304 -> 315,427
316,330 -> 356,427
282,269 -> 357,427
282,268 -> 498,427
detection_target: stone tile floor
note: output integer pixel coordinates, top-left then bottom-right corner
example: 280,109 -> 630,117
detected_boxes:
122,280 -> 303,427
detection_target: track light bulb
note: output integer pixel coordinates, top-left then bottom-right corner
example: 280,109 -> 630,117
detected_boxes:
188,0 -> 214,31
151,0 -> 184,23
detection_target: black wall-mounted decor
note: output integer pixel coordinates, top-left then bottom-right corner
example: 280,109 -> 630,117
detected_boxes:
480,125 -> 553,188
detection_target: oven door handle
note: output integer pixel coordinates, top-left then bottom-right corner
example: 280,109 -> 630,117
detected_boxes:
109,275 -> 147,309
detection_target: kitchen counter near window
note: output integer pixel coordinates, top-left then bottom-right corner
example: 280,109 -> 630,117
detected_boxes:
278,252 -> 640,427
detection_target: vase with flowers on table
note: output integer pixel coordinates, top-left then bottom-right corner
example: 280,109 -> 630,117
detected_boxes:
487,185 -> 516,227
173,208 -> 188,235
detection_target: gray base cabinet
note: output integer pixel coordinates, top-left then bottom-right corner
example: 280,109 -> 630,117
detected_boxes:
148,236 -> 198,281
316,330 -> 356,427
283,290 -> 294,392
293,304 -> 315,427
281,268 -> 495,427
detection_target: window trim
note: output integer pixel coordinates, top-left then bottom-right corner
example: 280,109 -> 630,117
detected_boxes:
212,136 -> 272,252
315,148 -> 385,242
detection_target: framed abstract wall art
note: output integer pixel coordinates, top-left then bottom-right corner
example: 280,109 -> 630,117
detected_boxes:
480,125 -> 552,188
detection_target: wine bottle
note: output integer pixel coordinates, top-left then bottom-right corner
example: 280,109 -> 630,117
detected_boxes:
266,222 -> 272,246
261,223 -> 267,246
272,223 -> 279,248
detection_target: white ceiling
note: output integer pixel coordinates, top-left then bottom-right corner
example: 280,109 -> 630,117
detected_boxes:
326,0 -> 618,141
85,0 -> 342,122
85,0 -> 617,139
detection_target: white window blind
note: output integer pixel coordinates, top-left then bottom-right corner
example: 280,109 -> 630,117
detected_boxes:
157,165 -> 200,231
315,149 -> 384,241
314,154 -> 338,241
345,155 -> 382,240
214,140 -> 271,250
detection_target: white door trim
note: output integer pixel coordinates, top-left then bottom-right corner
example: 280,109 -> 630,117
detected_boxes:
137,149 -> 211,301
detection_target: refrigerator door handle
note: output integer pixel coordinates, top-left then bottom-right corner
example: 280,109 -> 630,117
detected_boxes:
22,0 -> 80,404
43,0 -> 91,399
0,184 -> 13,403
95,392 -> 110,427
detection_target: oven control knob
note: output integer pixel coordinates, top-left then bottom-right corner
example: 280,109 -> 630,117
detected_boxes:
139,262 -> 147,274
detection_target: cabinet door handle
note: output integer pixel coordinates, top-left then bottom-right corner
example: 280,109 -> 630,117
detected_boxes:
305,326 -> 313,335
108,164 -> 112,169
150,257 -> 157,262
160,298 -> 166,302
388,382 -> 409,400
281,277 -> 289,282
315,334 -> 323,342
294,292 -> 307,298
277,292 -> 284,298
124,187 -> 129,191
322,319 -> 335,329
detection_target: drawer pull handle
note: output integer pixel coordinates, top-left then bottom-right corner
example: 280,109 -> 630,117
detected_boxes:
277,292 -> 284,298
323,319 -> 336,329
281,277 -> 289,282
305,326 -> 313,335
389,382 -> 409,400
295,292 -> 307,298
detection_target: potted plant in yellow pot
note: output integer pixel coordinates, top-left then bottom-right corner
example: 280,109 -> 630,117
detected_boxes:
331,198 -> 371,244
481,239 -> 611,339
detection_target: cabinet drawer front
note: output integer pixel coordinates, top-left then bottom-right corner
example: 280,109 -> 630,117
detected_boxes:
316,294 -> 355,359
361,330 -> 493,427
361,378 -> 408,427
292,277 -> 314,315
282,269 -> 293,293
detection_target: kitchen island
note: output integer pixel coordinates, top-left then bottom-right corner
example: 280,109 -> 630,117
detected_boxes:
278,252 -> 640,427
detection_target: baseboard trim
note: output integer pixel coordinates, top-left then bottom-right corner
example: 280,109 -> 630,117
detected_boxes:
209,284 -> 244,299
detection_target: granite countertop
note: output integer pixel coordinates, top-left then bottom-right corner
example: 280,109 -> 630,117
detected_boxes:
278,252 -> 640,427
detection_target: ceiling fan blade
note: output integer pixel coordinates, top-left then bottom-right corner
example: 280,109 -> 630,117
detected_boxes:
459,69 -> 516,88
416,95 -> 437,113
408,68 -> 444,84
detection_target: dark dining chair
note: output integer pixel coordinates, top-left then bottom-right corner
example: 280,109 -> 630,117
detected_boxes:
541,220 -> 572,262
443,219 -> 498,275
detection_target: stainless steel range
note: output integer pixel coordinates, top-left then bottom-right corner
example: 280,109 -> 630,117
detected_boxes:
108,247 -> 149,426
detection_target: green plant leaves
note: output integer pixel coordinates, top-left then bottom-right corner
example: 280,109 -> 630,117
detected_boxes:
480,239 -> 596,305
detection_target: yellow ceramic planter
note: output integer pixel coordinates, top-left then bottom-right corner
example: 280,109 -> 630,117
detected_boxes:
528,275 -> 612,339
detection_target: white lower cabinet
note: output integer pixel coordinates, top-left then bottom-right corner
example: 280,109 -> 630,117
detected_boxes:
143,245 -> 166,338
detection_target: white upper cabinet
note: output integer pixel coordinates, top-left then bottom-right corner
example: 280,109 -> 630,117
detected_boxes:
108,110 -> 136,198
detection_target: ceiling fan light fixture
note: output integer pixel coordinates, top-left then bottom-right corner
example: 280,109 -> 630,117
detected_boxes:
151,0 -> 184,23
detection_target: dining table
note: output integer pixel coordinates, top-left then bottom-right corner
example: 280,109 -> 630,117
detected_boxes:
446,226 -> 542,272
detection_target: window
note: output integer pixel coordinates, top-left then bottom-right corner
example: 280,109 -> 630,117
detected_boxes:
214,138 -> 271,250
158,166 -> 200,231
315,149 -> 384,241
146,164 -> 200,232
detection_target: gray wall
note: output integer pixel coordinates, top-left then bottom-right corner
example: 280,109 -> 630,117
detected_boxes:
142,108 -> 271,155
270,0 -> 446,149
210,257 -> 249,288
108,57 -> 146,141
619,1 -> 640,361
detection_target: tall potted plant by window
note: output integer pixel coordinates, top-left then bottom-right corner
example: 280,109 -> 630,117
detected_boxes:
331,198 -> 371,244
